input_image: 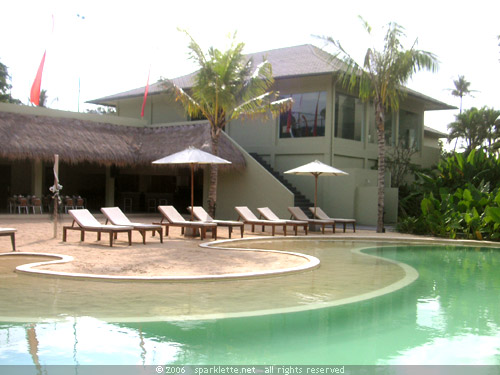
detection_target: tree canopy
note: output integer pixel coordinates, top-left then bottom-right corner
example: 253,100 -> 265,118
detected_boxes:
321,18 -> 438,232
162,31 -> 290,216
0,59 -> 20,104
448,106 -> 500,153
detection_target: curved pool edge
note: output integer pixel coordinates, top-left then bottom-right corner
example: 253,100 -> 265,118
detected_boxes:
3,236 -> 496,323
0,247 -> 320,282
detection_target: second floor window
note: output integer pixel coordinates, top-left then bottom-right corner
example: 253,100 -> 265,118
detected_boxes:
335,94 -> 364,141
279,91 -> 326,138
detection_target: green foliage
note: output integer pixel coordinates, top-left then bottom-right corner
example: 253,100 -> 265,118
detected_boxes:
397,149 -> 500,241
0,59 -> 21,104
162,30 -> 289,132
447,106 -> 500,153
319,18 -> 438,233
160,30 -> 291,217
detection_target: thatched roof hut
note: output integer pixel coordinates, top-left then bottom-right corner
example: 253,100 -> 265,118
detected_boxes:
0,110 -> 246,169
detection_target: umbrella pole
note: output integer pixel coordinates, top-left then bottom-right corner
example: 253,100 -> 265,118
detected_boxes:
314,174 -> 318,217
190,164 -> 194,221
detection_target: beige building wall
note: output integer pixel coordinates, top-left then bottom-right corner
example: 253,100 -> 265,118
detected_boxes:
203,142 -> 295,221
99,78 -> 443,226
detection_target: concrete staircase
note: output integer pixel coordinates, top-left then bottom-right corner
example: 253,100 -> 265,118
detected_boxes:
250,153 -> 315,218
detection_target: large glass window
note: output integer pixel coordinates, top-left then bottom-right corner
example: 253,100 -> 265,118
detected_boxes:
334,94 -> 364,141
399,110 -> 420,149
279,91 -> 326,138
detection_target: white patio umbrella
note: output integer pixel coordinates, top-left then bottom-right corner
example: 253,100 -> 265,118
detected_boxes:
152,146 -> 231,220
284,160 -> 348,217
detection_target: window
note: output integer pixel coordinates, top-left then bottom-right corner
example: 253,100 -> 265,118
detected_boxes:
399,110 -> 420,149
335,94 -> 364,141
279,92 -> 326,138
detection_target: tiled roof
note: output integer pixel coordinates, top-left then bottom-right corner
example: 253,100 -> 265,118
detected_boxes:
88,44 -> 343,105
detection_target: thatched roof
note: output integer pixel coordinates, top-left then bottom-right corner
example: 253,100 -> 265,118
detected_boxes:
0,110 -> 246,169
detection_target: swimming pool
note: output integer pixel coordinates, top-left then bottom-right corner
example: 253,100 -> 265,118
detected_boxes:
1,239 -> 499,365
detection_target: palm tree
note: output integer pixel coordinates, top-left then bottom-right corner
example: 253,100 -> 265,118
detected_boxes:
163,31 -> 290,217
0,60 -> 20,104
448,107 -> 482,152
321,19 -> 438,232
448,106 -> 500,153
449,75 -> 477,114
38,89 -> 48,107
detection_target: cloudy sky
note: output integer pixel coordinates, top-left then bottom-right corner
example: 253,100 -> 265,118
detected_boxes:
2,0 -> 499,139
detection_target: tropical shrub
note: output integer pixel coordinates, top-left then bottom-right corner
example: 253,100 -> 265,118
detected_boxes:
397,149 -> 500,241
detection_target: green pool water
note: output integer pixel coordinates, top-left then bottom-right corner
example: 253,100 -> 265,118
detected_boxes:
0,240 -> 499,365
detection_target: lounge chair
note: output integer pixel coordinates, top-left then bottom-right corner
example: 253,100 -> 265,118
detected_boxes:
287,207 -> 335,234
0,228 -> 17,251
235,206 -> 287,236
154,205 -> 217,240
309,207 -> 356,232
63,209 -> 133,247
188,206 -> 244,238
101,207 -> 163,244
257,207 -> 308,235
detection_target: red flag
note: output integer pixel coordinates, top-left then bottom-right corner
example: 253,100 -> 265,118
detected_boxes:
313,92 -> 320,136
141,67 -> 150,118
286,109 -> 292,133
30,51 -> 46,106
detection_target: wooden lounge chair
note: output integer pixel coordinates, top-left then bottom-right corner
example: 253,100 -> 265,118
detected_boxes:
287,207 -> 335,234
188,206 -> 244,239
309,207 -> 356,232
235,206 -> 287,236
154,205 -> 217,240
257,207 -> 308,236
63,209 -> 133,247
101,207 -> 163,244
0,228 -> 17,251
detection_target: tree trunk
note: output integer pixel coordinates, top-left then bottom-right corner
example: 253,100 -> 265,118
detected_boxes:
375,100 -> 386,233
207,126 -> 221,218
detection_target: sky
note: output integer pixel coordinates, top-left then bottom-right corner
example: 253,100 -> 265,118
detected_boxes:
2,0 -> 499,144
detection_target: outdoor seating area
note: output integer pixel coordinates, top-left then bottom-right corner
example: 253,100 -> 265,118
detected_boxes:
8,195 -> 45,214
63,195 -> 86,213
7,195 -> 86,214
188,206 -> 244,239
235,206 -> 288,236
257,207 -> 308,235
154,205 -> 218,240
309,206 -> 356,232
63,209 -> 133,247
288,206 -> 336,234
101,206 -> 163,244
55,205 -> 357,247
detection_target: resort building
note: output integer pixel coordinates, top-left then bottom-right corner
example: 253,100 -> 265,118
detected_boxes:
0,44 -> 452,225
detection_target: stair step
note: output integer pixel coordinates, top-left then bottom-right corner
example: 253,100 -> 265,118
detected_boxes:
250,153 -> 315,211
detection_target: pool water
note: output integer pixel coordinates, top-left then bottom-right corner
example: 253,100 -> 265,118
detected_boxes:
1,240 -> 499,365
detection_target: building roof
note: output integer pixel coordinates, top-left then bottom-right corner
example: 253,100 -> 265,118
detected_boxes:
424,125 -> 448,138
89,44 -> 342,106
89,44 -> 454,111
0,105 -> 245,169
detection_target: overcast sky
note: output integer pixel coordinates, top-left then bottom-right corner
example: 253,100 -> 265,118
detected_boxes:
2,0 -> 499,141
